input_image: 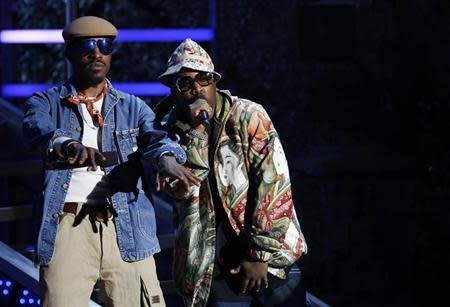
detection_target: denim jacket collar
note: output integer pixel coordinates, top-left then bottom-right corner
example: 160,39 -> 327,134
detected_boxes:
58,78 -> 124,101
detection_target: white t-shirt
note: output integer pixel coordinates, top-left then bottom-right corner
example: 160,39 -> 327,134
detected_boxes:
54,97 -> 111,203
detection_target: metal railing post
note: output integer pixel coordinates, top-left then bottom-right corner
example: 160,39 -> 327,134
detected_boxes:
64,0 -> 78,77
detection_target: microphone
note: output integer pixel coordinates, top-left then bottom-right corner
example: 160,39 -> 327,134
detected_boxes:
198,110 -> 210,127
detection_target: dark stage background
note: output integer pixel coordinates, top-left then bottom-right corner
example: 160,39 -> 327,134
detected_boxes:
0,1 -> 447,306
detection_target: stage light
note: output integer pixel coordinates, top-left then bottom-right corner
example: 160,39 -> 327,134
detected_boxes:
18,290 -> 39,306
0,28 -> 214,44
1,82 -> 170,97
117,29 -> 214,42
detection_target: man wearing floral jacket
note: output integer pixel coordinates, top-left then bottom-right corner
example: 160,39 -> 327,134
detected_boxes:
154,38 -> 307,307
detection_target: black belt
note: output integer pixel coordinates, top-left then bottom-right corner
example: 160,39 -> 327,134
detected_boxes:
63,202 -> 113,220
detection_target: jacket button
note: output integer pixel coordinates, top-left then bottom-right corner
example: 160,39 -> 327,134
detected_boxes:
52,213 -> 60,219
76,127 -> 82,132
62,183 -> 69,189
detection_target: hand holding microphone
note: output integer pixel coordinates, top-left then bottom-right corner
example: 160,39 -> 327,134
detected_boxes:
188,97 -> 213,130
198,110 -> 210,127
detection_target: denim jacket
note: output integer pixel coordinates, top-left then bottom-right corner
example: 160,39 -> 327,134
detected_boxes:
23,80 -> 186,265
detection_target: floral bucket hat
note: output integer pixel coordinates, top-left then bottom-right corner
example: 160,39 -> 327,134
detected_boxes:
158,38 -> 222,86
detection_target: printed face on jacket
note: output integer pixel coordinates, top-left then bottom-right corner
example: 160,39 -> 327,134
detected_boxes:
218,145 -> 246,190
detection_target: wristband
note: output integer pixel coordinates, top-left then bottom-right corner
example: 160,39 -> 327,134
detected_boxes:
61,139 -> 81,157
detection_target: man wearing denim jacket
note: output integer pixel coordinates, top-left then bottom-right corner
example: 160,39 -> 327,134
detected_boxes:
22,16 -> 199,307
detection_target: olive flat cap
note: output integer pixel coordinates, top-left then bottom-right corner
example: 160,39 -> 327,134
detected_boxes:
62,16 -> 118,43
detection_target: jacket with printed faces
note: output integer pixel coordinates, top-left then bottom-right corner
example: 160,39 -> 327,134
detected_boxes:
155,90 -> 307,307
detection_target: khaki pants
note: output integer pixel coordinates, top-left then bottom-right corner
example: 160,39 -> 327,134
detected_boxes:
40,209 -> 166,307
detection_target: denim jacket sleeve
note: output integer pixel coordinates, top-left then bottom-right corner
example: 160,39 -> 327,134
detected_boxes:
136,97 -> 186,167
22,90 -> 72,156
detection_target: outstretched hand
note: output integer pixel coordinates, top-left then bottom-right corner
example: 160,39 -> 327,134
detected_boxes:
65,142 -> 105,171
230,258 -> 269,293
156,154 -> 201,195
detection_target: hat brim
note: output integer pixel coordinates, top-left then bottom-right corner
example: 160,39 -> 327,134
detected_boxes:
62,16 -> 118,44
158,62 -> 221,87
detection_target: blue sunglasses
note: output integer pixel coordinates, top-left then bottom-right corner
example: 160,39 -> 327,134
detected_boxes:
70,38 -> 114,56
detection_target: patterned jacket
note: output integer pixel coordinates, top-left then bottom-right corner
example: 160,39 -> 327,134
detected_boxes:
155,90 -> 307,307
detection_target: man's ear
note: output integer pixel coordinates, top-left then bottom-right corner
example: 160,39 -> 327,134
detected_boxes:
169,86 -> 177,97
65,46 -> 75,63
168,76 -> 176,88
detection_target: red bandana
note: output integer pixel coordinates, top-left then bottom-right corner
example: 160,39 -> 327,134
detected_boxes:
68,83 -> 108,126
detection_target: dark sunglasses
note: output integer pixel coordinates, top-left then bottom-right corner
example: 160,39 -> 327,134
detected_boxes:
175,72 -> 215,92
70,38 -> 114,57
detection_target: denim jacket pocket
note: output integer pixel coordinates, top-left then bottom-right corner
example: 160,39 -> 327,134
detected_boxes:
135,196 -> 157,241
115,128 -> 139,161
